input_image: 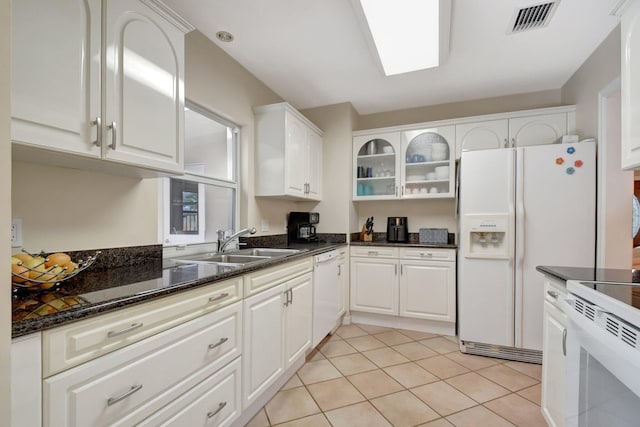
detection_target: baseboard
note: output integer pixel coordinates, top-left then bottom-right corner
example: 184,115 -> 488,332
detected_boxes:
350,311 -> 456,336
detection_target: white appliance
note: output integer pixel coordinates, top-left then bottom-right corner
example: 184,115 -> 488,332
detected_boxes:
458,141 -> 596,362
312,249 -> 341,348
564,280 -> 640,427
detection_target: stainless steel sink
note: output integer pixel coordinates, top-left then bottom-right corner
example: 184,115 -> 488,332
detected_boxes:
235,248 -> 304,257
172,247 -> 305,268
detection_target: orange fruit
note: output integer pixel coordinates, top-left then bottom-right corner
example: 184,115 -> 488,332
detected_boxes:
45,253 -> 71,268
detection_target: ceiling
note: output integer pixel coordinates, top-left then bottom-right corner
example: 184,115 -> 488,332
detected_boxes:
164,0 -> 621,116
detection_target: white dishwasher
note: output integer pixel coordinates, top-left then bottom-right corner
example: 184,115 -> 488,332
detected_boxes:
312,249 -> 341,348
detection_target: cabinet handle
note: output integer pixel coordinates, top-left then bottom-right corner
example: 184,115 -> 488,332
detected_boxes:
400,264 -> 403,275
546,290 -> 558,300
107,384 -> 143,406
108,121 -> 117,149
209,292 -> 230,303
395,264 -> 397,276
338,264 -> 341,276
421,252 -> 433,257
208,337 -> 229,350
367,251 -> 379,256
289,288 -> 294,305
401,185 -> 405,196
503,138 -> 508,148
107,322 -> 143,338
284,289 -> 291,306
511,138 -> 516,148
207,401 -> 227,418
562,328 -> 567,356
93,116 -> 102,147
395,185 -> 398,196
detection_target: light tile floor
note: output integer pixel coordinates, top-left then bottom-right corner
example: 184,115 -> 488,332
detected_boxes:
245,324 -> 547,427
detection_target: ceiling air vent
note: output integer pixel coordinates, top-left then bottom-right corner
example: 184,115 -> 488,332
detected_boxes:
508,1 -> 558,34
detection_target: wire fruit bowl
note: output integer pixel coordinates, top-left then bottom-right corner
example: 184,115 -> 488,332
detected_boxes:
11,250 -> 100,293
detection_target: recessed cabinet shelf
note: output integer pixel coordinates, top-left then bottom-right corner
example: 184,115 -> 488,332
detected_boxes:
353,127 -> 455,200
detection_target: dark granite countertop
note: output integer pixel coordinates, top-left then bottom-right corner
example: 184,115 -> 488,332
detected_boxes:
536,265 -> 640,284
12,242 -> 346,338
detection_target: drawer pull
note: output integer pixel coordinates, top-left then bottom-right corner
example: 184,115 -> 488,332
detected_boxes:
547,290 -> 559,300
208,337 -> 228,350
367,251 -> 379,256
421,253 -> 433,257
107,322 -> 143,338
209,292 -> 230,303
107,384 -> 143,406
207,401 -> 227,418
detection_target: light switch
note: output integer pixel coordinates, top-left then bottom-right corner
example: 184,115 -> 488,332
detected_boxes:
261,219 -> 269,232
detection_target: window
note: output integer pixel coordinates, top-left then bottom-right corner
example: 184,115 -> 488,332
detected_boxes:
163,102 -> 239,246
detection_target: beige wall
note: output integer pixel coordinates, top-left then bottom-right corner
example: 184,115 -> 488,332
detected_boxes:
2,0 -> 11,421
12,162 -> 159,251
301,103 -> 359,235
562,26 -> 621,139
561,26 -> 633,268
185,30 -> 312,235
358,89 -> 562,130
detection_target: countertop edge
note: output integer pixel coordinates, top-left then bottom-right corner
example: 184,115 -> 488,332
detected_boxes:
350,241 -> 457,249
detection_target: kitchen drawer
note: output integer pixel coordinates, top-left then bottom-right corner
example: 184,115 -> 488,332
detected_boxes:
243,257 -> 312,296
138,357 -> 241,427
399,247 -> 455,261
43,277 -> 242,377
350,246 -> 399,258
44,301 -> 242,427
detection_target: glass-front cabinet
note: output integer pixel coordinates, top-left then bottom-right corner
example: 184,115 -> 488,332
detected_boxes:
353,126 -> 455,200
353,132 -> 400,200
401,126 -> 455,198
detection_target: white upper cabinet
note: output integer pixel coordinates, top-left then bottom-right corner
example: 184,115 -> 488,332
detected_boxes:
508,112 -> 569,147
11,0 -> 191,174
617,0 -> 640,169
254,103 -> 324,201
353,132 -> 401,200
352,126 -> 456,200
401,126 -> 456,198
103,0 -> 186,172
454,107 -> 575,158
455,119 -> 509,158
12,0 -> 101,157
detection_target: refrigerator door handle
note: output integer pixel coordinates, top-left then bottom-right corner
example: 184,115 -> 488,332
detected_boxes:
514,148 -> 526,347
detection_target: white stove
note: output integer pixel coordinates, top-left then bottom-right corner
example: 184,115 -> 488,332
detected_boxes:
563,280 -> 640,427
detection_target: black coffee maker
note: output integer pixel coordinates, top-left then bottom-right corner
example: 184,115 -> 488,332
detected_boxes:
288,212 -> 320,243
387,217 -> 408,242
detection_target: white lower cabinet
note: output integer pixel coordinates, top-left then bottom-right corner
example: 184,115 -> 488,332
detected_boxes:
337,250 -> 347,317
350,246 -> 456,326
43,301 -> 242,427
137,357 -> 242,427
243,271 -> 313,409
541,276 -> 568,427
12,333 -> 42,427
399,260 -> 456,322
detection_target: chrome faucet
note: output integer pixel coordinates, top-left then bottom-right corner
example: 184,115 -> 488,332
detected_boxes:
217,227 -> 257,252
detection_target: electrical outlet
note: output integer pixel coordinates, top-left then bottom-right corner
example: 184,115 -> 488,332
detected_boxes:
11,218 -> 22,247
261,219 -> 269,232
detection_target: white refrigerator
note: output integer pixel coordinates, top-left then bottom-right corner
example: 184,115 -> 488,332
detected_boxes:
457,141 -> 595,362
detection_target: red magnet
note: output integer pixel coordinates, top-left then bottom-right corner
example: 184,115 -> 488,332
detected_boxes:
556,157 -> 564,165
574,160 -> 583,167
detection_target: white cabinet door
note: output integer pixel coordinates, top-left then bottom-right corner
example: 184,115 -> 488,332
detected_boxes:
541,300 -> 567,427
399,261 -> 455,322
103,0 -> 184,173
11,0 -> 101,157
353,132 -> 401,200
307,129 -> 323,200
350,257 -> 398,315
620,0 -> 640,169
455,119 -> 509,158
509,113 -> 567,147
12,333 -> 42,427
284,273 -> 313,368
284,112 -> 307,197
337,255 -> 347,318
401,125 -> 456,198
243,284 -> 285,409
